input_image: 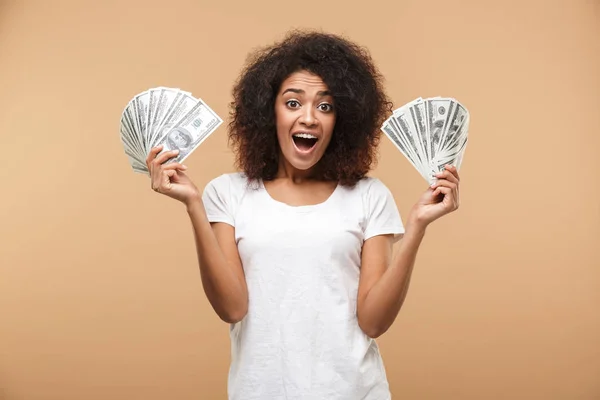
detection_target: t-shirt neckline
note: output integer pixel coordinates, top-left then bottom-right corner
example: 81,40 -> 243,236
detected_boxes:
259,179 -> 341,212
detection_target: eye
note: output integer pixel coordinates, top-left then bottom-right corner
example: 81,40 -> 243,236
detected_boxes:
286,100 -> 300,108
318,103 -> 333,112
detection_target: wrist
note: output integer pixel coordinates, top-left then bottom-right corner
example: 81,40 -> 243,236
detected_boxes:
185,193 -> 204,215
405,208 -> 429,237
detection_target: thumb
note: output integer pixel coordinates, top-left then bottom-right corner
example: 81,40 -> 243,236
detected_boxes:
162,169 -> 177,190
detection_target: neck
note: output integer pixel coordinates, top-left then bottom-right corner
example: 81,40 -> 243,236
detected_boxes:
275,155 -> 320,184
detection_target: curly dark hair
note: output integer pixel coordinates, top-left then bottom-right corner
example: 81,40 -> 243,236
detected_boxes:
227,29 -> 393,187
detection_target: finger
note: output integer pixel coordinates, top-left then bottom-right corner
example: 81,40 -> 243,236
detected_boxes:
435,169 -> 459,185
432,185 -> 453,203
435,186 -> 459,210
152,149 -> 180,166
163,169 -> 176,186
154,169 -> 177,193
431,186 -> 452,198
431,178 -> 457,191
161,162 -> 187,171
444,164 -> 460,181
146,145 -> 164,167
433,184 -> 451,195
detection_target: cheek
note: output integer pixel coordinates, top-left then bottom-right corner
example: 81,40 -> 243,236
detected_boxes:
276,120 -> 290,141
322,115 -> 336,140
275,108 -> 294,132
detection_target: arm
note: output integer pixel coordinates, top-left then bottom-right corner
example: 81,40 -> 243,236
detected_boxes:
356,217 -> 426,339
186,197 -> 248,324
357,166 -> 460,338
145,146 -> 248,324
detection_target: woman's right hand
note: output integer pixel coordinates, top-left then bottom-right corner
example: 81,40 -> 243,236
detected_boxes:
146,145 -> 200,206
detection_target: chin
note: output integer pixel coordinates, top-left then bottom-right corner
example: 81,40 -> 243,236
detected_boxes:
288,158 -> 319,171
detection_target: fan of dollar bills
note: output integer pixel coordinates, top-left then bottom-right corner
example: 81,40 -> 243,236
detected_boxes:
119,86 -> 223,174
381,97 -> 470,185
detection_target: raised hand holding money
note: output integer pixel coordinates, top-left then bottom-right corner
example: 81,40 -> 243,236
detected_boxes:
408,164 -> 460,228
145,145 -> 200,206
119,86 -> 223,175
381,96 -> 470,186
381,96 -> 469,228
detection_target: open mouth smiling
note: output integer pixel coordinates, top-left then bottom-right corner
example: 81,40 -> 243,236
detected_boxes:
292,132 -> 319,152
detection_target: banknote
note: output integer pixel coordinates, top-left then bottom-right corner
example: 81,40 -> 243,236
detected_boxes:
392,106 -> 427,172
119,87 -> 223,174
381,96 -> 470,185
155,97 -> 223,164
381,117 -> 425,178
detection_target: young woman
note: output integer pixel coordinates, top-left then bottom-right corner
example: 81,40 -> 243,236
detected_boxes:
146,30 -> 460,400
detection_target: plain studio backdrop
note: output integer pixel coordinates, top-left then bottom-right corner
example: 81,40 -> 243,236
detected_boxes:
1,0 -> 599,399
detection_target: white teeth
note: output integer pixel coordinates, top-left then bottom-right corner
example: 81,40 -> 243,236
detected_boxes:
293,133 -> 318,139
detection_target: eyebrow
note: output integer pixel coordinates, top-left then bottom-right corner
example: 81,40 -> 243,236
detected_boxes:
282,88 -> 331,97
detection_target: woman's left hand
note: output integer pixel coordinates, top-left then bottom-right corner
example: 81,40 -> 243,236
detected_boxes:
408,165 -> 461,229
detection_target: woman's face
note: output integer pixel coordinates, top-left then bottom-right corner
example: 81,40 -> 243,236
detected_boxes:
274,70 -> 336,174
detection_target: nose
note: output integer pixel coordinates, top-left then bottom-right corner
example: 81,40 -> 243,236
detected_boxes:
299,106 -> 318,127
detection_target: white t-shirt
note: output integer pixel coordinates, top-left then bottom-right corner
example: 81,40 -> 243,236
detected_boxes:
202,172 -> 405,400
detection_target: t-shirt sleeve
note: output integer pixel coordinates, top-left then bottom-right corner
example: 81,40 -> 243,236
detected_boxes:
363,178 -> 405,243
202,174 -> 235,226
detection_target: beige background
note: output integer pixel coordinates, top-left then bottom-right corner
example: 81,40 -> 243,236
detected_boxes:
1,0 -> 599,399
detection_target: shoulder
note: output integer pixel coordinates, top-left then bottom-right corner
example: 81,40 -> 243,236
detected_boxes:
203,171 -> 256,206
205,171 -> 248,187
337,175 -> 399,213
357,176 -> 391,193
343,176 -> 395,202
202,172 -> 254,225
203,171 -> 254,195
353,176 -> 405,241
